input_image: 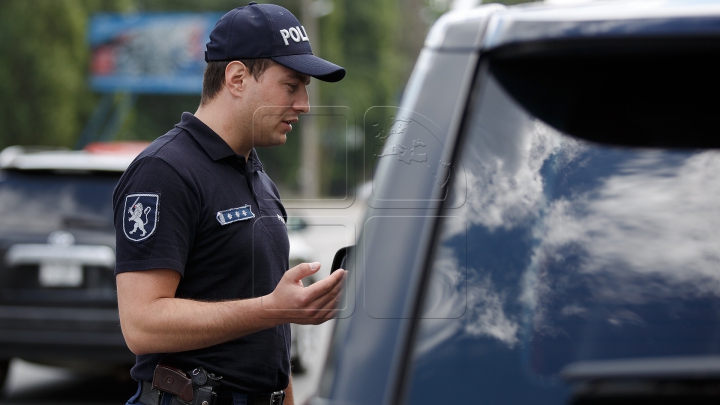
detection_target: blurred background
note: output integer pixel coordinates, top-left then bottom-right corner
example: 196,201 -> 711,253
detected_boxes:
0,0 -> 536,199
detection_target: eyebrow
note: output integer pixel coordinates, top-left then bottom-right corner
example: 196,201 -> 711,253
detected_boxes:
287,72 -> 311,85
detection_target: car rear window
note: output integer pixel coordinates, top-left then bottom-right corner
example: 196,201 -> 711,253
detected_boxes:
0,170 -> 119,234
404,66 -> 720,404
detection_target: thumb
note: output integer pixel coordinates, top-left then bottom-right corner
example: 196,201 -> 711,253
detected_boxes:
286,262 -> 320,282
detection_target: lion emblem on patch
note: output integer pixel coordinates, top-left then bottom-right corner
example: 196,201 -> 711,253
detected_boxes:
123,193 -> 159,242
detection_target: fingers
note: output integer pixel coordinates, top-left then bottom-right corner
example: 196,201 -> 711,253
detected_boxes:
285,262 -> 321,283
303,269 -> 345,304
314,288 -> 344,323
299,270 -> 346,314
298,296 -> 341,324
267,267 -> 346,323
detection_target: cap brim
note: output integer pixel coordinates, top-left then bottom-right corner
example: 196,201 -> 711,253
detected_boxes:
272,54 -> 346,83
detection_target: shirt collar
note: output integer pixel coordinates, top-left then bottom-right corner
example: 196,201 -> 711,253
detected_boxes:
245,149 -> 264,172
176,112 -> 236,161
175,112 -> 264,172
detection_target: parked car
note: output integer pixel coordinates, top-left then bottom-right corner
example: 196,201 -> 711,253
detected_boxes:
0,143 -> 142,390
0,143 -> 317,390
315,1 -> 720,404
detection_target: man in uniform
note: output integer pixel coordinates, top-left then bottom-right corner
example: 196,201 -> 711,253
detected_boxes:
113,3 -> 346,405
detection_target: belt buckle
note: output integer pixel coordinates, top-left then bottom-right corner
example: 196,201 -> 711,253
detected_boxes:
269,390 -> 284,405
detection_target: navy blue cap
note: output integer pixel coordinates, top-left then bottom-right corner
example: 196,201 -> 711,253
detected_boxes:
205,2 -> 345,82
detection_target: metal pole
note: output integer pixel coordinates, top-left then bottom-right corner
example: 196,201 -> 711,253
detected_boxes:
300,0 -> 320,198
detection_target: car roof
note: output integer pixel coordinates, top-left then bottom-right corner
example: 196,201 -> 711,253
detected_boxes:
0,142 -> 148,172
425,0 -> 720,51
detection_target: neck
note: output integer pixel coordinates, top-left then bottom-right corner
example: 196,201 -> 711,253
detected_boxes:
194,97 -> 252,158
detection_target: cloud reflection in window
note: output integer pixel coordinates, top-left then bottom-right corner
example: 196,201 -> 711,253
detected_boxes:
416,246 -> 520,357
418,74 -> 720,355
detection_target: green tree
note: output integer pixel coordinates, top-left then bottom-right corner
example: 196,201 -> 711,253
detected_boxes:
312,0 -> 412,192
0,0 -> 131,148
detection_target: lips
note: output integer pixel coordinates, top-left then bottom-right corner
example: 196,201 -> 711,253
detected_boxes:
282,117 -> 298,131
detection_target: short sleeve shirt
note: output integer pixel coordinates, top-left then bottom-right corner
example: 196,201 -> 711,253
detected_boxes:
113,112 -> 291,393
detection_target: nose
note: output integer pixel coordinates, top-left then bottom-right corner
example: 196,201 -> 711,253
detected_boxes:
294,86 -> 310,114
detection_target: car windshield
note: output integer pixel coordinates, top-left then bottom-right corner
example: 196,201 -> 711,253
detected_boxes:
405,68 -> 720,404
0,170 -> 119,235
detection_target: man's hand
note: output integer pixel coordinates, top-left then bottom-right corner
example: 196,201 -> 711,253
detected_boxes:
262,262 -> 346,324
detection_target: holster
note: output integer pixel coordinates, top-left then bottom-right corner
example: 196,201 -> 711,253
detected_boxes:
152,365 -> 222,405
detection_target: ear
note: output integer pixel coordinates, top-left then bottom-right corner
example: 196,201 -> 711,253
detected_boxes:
225,61 -> 250,97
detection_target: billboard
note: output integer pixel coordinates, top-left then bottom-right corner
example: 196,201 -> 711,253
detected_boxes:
88,13 -> 223,94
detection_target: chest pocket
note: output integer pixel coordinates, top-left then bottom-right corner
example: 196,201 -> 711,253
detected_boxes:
251,172 -> 289,262
254,171 -> 287,220
254,214 -> 289,252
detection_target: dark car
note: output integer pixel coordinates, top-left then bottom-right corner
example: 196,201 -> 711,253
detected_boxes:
315,1 -> 720,404
0,144 -> 143,389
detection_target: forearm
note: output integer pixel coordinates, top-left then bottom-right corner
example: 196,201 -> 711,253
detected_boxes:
119,293 -> 278,355
117,264 -> 344,356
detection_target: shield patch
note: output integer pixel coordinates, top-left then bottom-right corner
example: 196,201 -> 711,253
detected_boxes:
123,193 -> 159,242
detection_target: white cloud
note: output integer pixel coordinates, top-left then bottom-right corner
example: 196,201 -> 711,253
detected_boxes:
464,273 -> 519,346
415,246 -> 519,356
538,151 -> 720,300
447,105 -> 585,238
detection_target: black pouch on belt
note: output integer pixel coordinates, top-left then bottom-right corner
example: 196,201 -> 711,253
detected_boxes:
152,365 -> 222,405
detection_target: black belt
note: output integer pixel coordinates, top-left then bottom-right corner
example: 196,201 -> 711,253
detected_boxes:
139,381 -> 284,405
216,391 -> 285,405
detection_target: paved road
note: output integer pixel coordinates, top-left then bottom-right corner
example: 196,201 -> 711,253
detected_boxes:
0,359 -> 136,405
0,202 -> 366,405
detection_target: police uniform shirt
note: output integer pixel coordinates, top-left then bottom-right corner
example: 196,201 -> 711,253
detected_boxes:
113,112 -> 291,393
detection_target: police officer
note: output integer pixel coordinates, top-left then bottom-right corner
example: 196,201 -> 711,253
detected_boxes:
113,3 -> 346,405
